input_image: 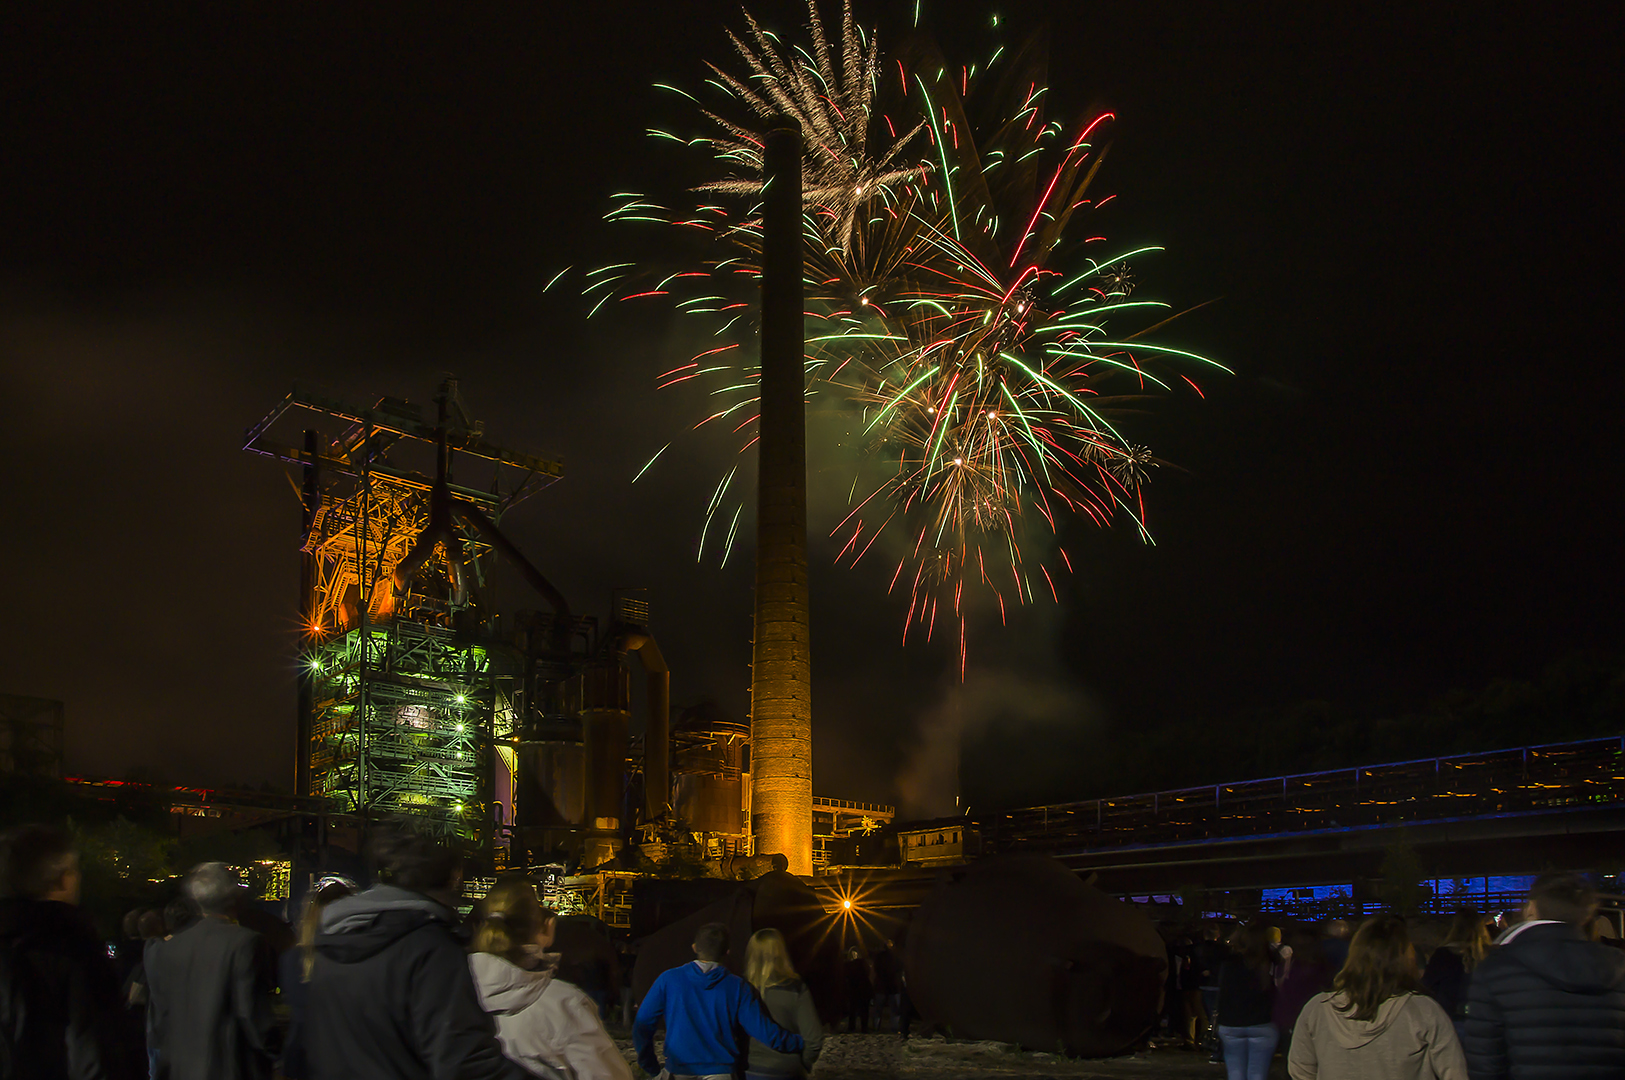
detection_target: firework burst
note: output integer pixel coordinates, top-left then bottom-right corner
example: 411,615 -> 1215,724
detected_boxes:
612,4 -> 1225,668
695,0 -> 927,255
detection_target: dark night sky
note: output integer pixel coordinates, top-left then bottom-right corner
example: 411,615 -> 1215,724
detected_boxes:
3,2 -> 1617,814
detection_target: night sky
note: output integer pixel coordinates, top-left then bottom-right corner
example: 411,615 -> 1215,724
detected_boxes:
4,2 -> 1616,815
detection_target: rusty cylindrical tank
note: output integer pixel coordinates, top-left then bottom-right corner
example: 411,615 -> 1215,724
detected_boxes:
904,854 -> 1166,1057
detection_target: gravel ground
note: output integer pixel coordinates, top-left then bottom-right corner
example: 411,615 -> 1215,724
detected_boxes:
613,1032 -> 1291,1079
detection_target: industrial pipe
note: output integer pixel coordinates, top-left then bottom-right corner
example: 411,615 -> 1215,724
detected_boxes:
452,499 -> 571,621
619,631 -> 670,823
389,478 -> 469,610
297,428 -> 320,798
386,388 -> 473,614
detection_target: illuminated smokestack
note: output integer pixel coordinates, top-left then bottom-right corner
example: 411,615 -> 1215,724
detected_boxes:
750,115 -> 812,875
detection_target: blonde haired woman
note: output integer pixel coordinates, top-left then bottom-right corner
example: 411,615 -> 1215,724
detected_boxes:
279,876 -> 354,1079
742,929 -> 823,1080
468,879 -> 631,1080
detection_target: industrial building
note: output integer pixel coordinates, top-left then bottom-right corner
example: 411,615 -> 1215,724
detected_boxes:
242,379 -> 840,893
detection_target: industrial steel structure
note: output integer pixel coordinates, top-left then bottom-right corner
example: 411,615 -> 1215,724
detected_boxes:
245,380 -> 700,870
671,701 -> 753,853
811,797 -> 893,868
245,380 -> 564,841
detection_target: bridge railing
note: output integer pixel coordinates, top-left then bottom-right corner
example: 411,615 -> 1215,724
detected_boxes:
992,736 -> 1625,852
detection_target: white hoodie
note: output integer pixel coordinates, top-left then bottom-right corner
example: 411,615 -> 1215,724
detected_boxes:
468,951 -> 633,1080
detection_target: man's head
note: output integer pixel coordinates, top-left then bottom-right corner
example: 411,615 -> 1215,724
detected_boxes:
693,922 -> 730,962
184,862 -> 243,917
164,896 -> 198,936
0,824 -> 80,904
367,823 -> 463,904
137,909 -> 167,940
1524,872 -> 1598,927
122,909 -> 145,939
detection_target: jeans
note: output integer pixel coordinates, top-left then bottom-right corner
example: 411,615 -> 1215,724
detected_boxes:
1201,989 -> 1221,1048
1218,1022 -> 1278,1080
873,991 -> 902,1031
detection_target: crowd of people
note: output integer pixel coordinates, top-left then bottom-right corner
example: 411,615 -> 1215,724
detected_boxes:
6,818 -> 1624,1080
1174,873 -> 1625,1080
0,822 -> 836,1080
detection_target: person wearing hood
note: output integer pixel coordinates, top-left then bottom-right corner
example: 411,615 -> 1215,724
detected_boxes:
1288,914 -> 1466,1080
0,823 -> 135,1079
301,825 -> 528,1080
1462,872 -> 1625,1080
633,922 -> 802,1080
466,877 -> 630,1080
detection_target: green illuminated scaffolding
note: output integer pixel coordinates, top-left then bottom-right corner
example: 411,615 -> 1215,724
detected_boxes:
309,621 -> 493,838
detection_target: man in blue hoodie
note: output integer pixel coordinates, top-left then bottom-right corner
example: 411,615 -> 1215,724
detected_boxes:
634,922 -> 802,1079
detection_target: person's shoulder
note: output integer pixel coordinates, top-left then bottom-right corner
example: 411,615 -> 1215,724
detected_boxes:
224,919 -> 265,944
191,917 -> 262,954
538,971 -> 591,1006
1471,943 -> 1517,977
762,977 -> 805,996
1300,991 -> 1337,1014
1401,991 -> 1452,1022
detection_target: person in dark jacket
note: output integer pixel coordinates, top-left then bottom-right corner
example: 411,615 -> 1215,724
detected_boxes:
870,941 -> 901,1032
0,823 -> 134,1079
276,876 -> 354,1080
634,922 -> 802,1079
300,826 -> 527,1080
843,947 -> 872,1033
1463,871 -> 1625,1080
1216,920 -> 1279,1080
1194,924 -> 1232,1061
1420,910 -> 1489,1041
121,909 -> 166,1080
1274,925 -> 1334,1055
146,862 -> 276,1080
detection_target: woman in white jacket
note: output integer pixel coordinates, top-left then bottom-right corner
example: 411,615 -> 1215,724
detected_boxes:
468,879 -> 632,1080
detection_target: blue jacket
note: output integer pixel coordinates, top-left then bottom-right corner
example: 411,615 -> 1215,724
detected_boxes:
634,961 -> 802,1077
